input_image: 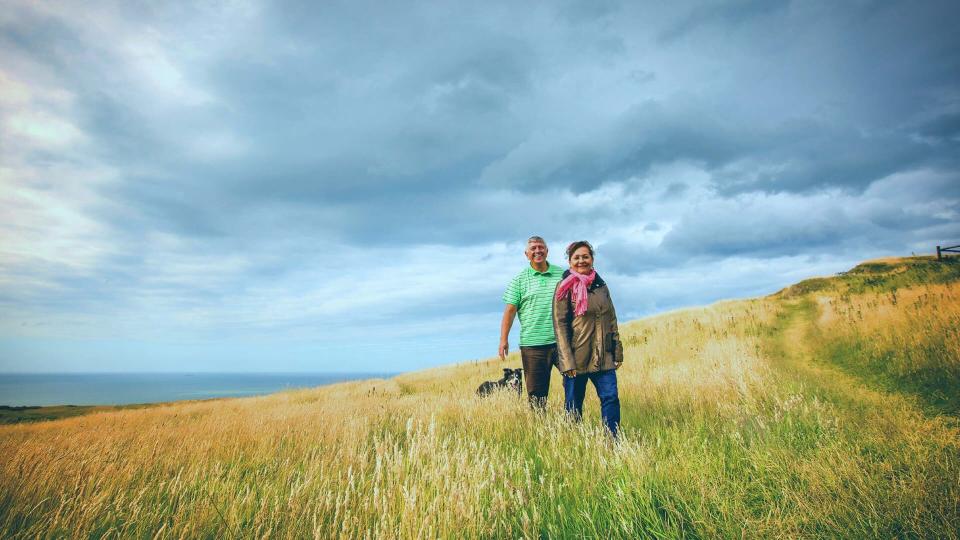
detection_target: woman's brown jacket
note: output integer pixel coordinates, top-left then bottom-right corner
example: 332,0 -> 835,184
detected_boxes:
552,270 -> 624,374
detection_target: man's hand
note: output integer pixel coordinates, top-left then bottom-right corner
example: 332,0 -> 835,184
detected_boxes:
498,339 -> 509,360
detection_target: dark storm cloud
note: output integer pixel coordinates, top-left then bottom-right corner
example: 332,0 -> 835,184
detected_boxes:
35,5 -> 537,242
480,100 -> 751,192
711,120 -> 957,195
482,100 -> 959,196
915,113 -> 960,142
599,169 -> 960,276
658,0 -> 790,43
8,0 -> 959,245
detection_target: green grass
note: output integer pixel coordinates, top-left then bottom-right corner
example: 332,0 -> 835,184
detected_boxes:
841,256 -> 960,292
777,256 -> 960,299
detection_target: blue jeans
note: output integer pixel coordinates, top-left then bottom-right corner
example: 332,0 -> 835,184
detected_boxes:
563,369 -> 620,438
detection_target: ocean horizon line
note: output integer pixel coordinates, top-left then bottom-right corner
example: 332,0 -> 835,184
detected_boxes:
0,371 -> 402,375
0,372 -> 401,407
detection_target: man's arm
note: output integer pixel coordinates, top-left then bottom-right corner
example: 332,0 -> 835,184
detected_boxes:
499,304 -> 518,360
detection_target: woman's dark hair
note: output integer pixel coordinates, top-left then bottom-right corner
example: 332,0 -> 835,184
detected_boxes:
566,240 -> 594,260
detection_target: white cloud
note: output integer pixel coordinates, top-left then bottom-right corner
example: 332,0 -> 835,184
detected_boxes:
119,37 -> 213,107
6,110 -> 86,147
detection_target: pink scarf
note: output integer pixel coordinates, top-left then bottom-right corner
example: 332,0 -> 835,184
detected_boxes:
555,270 -> 596,317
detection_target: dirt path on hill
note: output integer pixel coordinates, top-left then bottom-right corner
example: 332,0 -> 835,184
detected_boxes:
765,298 -> 841,382
763,298 -> 932,420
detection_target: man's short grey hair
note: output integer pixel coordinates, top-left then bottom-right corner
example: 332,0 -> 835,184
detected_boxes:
527,236 -> 547,246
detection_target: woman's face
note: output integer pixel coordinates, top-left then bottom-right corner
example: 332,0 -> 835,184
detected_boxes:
569,246 -> 594,275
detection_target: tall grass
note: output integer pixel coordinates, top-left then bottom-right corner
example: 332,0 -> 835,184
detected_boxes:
0,259 -> 958,538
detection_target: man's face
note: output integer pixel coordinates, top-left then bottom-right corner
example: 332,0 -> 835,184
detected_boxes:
525,241 -> 548,265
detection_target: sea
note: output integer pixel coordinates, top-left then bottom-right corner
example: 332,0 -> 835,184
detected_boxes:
0,372 -> 396,407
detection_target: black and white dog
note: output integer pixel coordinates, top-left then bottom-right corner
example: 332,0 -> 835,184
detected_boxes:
476,368 -> 523,397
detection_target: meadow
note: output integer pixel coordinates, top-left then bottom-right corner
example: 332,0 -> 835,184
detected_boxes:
0,257 -> 958,538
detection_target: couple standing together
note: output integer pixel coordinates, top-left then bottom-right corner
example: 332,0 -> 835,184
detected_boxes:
499,236 -> 624,437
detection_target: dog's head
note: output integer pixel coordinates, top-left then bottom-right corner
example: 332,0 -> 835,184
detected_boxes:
502,368 -> 522,388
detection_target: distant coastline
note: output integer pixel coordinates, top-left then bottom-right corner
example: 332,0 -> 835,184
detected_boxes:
0,372 -> 398,409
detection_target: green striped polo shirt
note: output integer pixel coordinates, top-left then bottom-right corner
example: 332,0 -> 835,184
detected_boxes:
503,263 -> 564,346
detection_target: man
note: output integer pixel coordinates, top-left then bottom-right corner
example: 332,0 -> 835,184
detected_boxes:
499,236 -> 564,408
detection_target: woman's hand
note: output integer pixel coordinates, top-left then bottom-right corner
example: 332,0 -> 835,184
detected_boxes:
563,369 -> 577,378
614,361 -> 622,369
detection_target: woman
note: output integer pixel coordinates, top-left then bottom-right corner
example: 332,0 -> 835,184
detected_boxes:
552,241 -> 623,438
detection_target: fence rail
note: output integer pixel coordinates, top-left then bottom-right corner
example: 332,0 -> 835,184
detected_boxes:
937,244 -> 960,260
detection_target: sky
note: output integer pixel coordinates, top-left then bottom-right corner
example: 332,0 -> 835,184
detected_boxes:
1,0 -> 958,373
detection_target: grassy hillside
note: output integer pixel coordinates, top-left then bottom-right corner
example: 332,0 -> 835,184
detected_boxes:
0,404 -> 153,425
0,257 -> 958,538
